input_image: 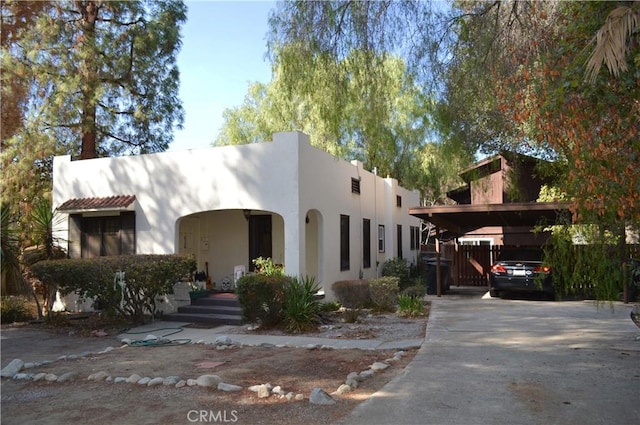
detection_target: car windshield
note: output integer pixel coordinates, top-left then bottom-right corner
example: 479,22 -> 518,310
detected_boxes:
497,248 -> 543,262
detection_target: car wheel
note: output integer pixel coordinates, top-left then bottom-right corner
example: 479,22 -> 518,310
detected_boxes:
489,289 -> 500,298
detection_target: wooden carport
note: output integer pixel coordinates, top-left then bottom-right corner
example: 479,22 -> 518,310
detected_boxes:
408,202 -> 573,297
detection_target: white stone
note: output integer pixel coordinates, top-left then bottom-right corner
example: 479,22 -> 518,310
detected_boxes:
218,382 -> 242,392
114,377 -> 127,383
23,362 -> 36,369
163,376 -> 181,386
257,384 -> 271,398
0,359 -> 24,377
187,379 -> 197,386
347,372 -> 360,382
295,393 -> 304,401
345,377 -> 358,388
305,344 -> 320,350
196,374 -> 222,387
359,370 -> 375,379
272,385 -> 285,395
33,373 -> 47,382
13,373 -> 34,380
216,345 -> 228,351
309,388 -> 336,405
394,350 -> 405,358
137,377 -> 151,385
45,374 -> 58,381
334,384 -> 352,395
370,362 -> 389,371
176,380 -> 187,388
120,338 -> 132,345
88,371 -> 109,381
147,377 -> 164,386
286,392 -> 294,400
67,354 -> 78,360
215,336 -> 232,345
126,374 -> 142,383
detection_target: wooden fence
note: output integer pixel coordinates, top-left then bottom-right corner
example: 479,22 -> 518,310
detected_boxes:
431,243 -> 640,287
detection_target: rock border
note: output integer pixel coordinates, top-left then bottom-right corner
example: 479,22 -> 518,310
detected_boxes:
1,335 -> 406,404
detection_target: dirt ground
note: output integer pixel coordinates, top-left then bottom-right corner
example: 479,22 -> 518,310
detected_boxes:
1,309 -> 427,425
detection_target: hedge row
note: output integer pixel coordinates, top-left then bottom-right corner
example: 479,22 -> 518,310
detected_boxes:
30,255 -> 196,323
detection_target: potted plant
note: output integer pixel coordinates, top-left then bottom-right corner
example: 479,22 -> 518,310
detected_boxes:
189,280 -> 210,301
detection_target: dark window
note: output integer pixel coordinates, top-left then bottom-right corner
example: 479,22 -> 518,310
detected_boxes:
249,215 -> 272,271
75,212 -> 136,258
396,195 -> 402,207
378,225 -> 385,253
351,178 -> 361,194
410,226 -> 420,250
397,224 -> 403,259
340,215 -> 350,271
363,218 -> 371,269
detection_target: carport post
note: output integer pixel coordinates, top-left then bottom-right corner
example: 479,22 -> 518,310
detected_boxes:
436,227 -> 442,297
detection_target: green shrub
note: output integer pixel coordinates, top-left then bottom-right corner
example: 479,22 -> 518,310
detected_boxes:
282,276 -> 321,333
397,294 -> 425,317
381,257 -> 412,290
319,301 -> 341,312
236,274 -> 289,326
401,284 -> 426,299
252,257 -> 284,276
332,280 -> 371,308
0,296 -> 32,323
30,254 -> 196,323
369,276 -> 399,312
342,307 -> 361,323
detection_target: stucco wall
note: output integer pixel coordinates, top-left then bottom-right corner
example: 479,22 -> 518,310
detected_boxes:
53,131 -> 421,301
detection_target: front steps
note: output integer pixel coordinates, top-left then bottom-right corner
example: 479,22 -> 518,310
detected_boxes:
163,292 -> 243,326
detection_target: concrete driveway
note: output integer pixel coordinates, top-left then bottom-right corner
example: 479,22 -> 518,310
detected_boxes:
341,291 -> 640,425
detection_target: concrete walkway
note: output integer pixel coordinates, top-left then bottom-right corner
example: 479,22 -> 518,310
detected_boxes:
118,322 -> 423,351
340,293 -> 640,425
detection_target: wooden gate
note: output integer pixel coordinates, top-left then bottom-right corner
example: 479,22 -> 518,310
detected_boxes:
445,244 -> 502,286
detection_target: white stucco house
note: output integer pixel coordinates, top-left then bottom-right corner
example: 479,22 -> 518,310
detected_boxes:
52,131 -> 421,307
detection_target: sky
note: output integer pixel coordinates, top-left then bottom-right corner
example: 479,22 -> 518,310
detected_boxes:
170,1 -> 276,152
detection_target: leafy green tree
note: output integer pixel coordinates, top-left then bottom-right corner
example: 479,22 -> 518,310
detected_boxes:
217,46 -> 458,195
1,0 -> 187,228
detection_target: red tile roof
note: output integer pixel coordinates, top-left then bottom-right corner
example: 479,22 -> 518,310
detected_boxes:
58,195 -> 136,211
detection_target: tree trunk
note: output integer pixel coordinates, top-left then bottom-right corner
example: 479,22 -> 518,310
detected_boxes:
77,1 -> 99,159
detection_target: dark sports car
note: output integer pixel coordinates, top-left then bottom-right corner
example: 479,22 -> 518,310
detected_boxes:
489,247 -> 553,298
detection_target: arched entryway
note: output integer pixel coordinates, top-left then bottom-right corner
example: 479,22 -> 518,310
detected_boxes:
177,209 -> 284,290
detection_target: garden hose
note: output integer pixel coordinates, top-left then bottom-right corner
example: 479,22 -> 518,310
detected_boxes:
119,327 -> 192,347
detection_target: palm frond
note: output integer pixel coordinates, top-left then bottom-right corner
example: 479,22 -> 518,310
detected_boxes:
1,206 -> 27,294
585,5 -> 640,83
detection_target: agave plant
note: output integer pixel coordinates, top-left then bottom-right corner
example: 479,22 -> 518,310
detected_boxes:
23,198 -> 66,264
283,275 -> 321,333
22,199 -> 67,318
